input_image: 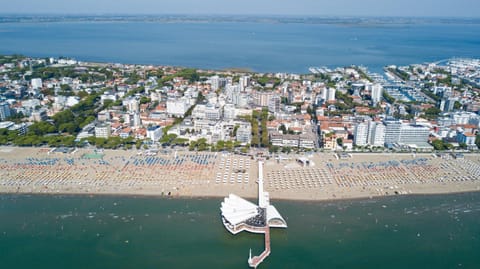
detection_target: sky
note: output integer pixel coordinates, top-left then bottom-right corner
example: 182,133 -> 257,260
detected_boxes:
2,0 -> 479,17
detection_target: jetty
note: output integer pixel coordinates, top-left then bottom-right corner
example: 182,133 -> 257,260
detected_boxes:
248,226 -> 271,268
220,161 -> 287,268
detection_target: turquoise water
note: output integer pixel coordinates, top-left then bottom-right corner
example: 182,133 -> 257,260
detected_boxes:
0,19 -> 479,73
1,193 -> 480,268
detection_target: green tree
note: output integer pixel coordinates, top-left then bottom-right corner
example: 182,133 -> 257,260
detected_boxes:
216,140 -> 225,151
251,134 -> 260,147
336,138 -> 343,147
454,101 -> 463,110
53,110 -> 75,126
77,90 -> 89,99
382,91 -> 395,104
424,107 -> 442,119
140,96 -> 151,104
102,99 -> 114,109
136,140 -> 142,150
28,121 -> 57,135
58,122 -> 77,134
225,140 -> 234,151
81,116 -> 96,128
421,89 -> 440,102
232,125 -> 239,137
269,145 -> 280,153
197,92 -> 206,103
432,139 -> 445,150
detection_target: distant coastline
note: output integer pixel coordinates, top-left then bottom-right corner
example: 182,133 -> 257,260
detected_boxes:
1,14 -> 480,25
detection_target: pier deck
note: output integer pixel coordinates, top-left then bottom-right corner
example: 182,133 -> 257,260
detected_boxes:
248,226 -> 271,268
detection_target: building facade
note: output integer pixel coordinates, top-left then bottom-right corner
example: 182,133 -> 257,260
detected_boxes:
95,123 -> 111,138
146,126 -> 163,142
236,123 -> 252,144
0,102 -> 12,121
353,122 -> 369,146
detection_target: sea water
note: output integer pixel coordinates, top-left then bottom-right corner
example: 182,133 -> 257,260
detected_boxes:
1,193 -> 479,268
0,18 -> 479,73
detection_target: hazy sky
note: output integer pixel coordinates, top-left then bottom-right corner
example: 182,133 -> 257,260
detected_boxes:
2,0 -> 479,17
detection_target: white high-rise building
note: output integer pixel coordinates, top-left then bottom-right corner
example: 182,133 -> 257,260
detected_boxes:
210,76 -> 220,90
167,98 -> 191,117
0,102 -> 11,121
236,123 -> 252,144
133,112 -> 141,128
123,97 -> 140,113
205,104 -> 221,120
238,93 -> 249,108
253,91 -> 275,107
354,122 -> 369,146
369,121 -> 386,146
384,120 -> 402,145
239,76 -> 251,91
399,124 -> 430,145
319,88 -> 328,100
268,95 -> 281,113
150,90 -> 162,102
192,104 -> 206,119
371,84 -> 383,104
95,123 -> 111,138
226,84 -> 241,105
327,88 -> 336,102
146,126 -> 163,142
31,78 -> 43,89
440,97 -> 457,112
452,112 -> 477,125
223,104 -> 236,120
66,96 -> 80,107
383,120 -> 430,146
101,92 -> 117,105
210,76 -> 227,91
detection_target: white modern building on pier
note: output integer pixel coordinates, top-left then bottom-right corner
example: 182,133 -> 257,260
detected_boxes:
220,161 -> 287,268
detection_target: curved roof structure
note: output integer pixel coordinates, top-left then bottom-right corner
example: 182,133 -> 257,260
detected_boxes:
221,194 -> 258,226
221,161 -> 287,235
266,205 -> 287,228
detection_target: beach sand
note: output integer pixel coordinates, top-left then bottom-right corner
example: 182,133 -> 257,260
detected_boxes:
0,147 -> 479,201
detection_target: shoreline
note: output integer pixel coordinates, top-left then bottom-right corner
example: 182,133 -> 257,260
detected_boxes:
1,146 -> 479,202
2,188 -> 480,204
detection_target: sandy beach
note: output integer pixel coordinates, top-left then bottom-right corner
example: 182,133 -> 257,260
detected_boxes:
0,146 -> 479,201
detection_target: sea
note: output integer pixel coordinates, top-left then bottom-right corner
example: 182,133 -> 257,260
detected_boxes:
1,193 -> 480,269
0,16 -> 479,73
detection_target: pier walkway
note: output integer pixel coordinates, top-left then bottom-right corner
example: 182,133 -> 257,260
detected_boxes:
248,226 -> 271,268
